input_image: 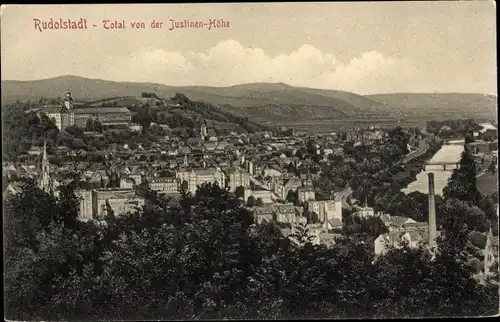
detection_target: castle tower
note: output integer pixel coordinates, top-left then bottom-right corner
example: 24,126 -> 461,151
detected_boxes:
183,154 -> 189,168
64,89 -> 73,111
428,173 -> 437,252
39,140 -> 51,192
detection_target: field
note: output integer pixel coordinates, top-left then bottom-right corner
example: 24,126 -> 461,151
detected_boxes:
273,116 -> 427,134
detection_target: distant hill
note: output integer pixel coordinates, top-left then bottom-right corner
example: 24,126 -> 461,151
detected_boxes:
2,76 -> 497,126
367,93 -> 497,121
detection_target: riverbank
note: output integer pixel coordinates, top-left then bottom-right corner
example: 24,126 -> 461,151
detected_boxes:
392,140 -> 443,189
402,142 -> 463,195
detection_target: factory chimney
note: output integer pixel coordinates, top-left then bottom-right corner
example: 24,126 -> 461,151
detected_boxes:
428,173 -> 437,252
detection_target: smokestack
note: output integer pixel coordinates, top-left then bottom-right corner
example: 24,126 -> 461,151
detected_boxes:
428,173 -> 437,251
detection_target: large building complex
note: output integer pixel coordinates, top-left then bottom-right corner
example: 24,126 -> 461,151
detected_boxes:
176,167 -> 226,194
76,188 -> 145,221
40,90 -> 132,130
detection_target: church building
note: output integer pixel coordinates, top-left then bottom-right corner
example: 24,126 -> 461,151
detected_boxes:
38,140 -> 59,195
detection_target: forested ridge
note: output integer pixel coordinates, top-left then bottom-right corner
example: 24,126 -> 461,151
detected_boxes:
1,93 -> 269,162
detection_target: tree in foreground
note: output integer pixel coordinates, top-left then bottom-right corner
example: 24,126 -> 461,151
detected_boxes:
3,182 -> 499,320
443,149 -> 480,205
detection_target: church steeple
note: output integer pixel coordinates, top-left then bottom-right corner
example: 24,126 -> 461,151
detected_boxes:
39,140 -> 51,192
200,121 -> 208,142
304,164 -> 313,187
42,139 -> 47,161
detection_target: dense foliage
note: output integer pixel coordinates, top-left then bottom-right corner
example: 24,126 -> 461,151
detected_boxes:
443,149 -> 480,205
426,119 -> 481,139
170,93 -> 269,134
317,127 -> 412,193
315,127 -> 444,223
2,93 -> 271,160
4,179 -> 498,320
2,102 -> 60,160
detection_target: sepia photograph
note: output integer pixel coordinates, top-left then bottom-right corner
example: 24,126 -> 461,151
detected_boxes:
1,2 -> 498,320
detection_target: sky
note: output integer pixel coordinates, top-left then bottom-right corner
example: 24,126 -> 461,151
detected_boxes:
1,2 -> 497,95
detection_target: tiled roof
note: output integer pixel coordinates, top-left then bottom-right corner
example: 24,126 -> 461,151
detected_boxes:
203,142 -> 217,151
193,168 -> 218,176
390,216 -> 415,227
94,188 -> 137,199
72,107 -> 131,114
41,104 -> 69,114
407,230 -> 427,242
150,177 -> 177,183
320,232 -> 343,242
253,206 -> 274,215
328,219 -> 343,227
122,177 -> 136,184
276,205 -> 298,214
6,182 -> 26,193
216,141 -> 228,150
379,232 -> 403,245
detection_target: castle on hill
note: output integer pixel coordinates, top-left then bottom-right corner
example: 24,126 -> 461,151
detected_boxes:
39,90 -> 132,130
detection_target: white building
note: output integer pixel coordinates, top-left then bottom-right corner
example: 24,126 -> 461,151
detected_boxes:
228,167 -> 251,191
298,186 -> 316,202
176,167 -> 226,194
307,198 -> 342,222
244,189 -> 274,204
75,188 -> 145,221
353,205 -> 376,218
149,177 -> 179,193
252,203 -> 304,225
374,230 -> 429,256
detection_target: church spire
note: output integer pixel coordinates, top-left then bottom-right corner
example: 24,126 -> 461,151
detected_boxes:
305,164 -> 313,187
43,139 -> 48,162
200,121 -> 207,141
39,140 -> 51,192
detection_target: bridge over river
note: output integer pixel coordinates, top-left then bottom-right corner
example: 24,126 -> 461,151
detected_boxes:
423,161 -> 460,171
403,144 -> 465,195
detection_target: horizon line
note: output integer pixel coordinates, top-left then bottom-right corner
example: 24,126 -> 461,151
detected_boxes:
2,74 -> 498,97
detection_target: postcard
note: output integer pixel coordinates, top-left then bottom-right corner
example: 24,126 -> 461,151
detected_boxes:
2,2 -> 498,321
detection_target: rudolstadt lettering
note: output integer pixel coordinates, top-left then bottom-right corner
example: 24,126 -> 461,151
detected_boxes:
33,18 -> 88,32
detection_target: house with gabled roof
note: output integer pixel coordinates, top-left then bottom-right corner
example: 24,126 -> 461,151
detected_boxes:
4,181 -> 27,198
385,216 -> 418,232
276,176 -> 303,200
251,203 -> 304,225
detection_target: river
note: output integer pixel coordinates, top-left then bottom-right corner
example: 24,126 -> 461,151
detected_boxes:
402,142 -> 465,195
